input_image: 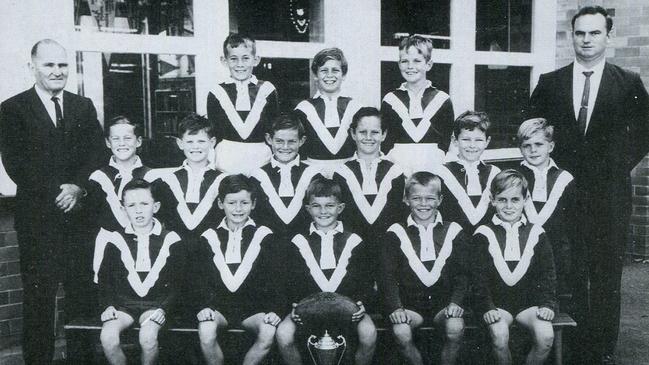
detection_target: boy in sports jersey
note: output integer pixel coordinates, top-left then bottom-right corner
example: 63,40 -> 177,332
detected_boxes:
436,111 -> 500,234
294,47 -> 362,170
515,118 -> 575,295
380,172 -> 469,365
381,35 -> 454,173
95,179 -> 185,365
207,33 -> 279,173
472,170 -> 557,365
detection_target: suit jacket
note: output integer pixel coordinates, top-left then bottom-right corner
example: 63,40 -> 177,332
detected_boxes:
526,62 -> 649,222
0,87 -> 105,232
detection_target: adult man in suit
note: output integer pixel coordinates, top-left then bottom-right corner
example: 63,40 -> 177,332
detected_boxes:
0,39 -> 104,364
526,6 -> 649,364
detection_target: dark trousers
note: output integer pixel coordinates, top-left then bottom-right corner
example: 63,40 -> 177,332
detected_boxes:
570,196 -> 626,361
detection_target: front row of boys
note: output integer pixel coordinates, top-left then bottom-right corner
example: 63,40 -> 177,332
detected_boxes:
92,109 -> 565,364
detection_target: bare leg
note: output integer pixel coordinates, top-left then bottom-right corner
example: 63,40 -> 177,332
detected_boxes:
391,309 -> 424,365
100,311 -> 135,365
487,309 -> 514,365
355,315 -> 377,365
276,315 -> 302,365
241,313 -> 277,365
433,309 -> 464,365
138,310 -> 163,365
515,307 -> 554,365
198,311 -> 228,365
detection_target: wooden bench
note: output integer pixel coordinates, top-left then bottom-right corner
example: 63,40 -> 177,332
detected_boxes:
64,312 -> 575,364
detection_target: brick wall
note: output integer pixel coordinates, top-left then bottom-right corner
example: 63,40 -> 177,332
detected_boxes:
556,0 -> 649,257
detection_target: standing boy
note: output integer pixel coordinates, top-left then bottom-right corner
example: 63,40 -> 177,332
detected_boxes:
276,177 -> 377,365
380,172 -> 469,365
207,33 -> 279,173
249,114 -> 320,237
95,179 -> 185,365
196,175 -> 282,365
516,118 -> 575,295
436,111 -> 500,233
472,170 -> 557,365
294,48 -> 362,167
381,35 -> 454,173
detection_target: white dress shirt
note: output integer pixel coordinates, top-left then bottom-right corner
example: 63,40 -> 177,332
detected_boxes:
34,84 -> 64,126
572,59 -> 605,132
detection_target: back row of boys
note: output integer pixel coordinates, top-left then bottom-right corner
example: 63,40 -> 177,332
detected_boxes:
87,33 -> 573,364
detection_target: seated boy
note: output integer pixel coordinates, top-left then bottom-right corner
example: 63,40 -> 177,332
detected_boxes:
207,33 -> 279,173
380,172 -> 469,365
332,106 -> 407,242
515,118 -> 575,295
249,114 -> 321,237
195,174 -> 282,365
276,177 -> 377,365
156,113 -> 228,237
94,179 -> 185,365
381,35 -> 454,173
472,170 -> 557,365
87,116 -> 152,230
294,47 -> 362,169
436,111 -> 500,233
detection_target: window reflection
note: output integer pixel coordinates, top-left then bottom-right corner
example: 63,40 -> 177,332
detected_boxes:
381,0 -> 451,49
474,65 -> 531,148
74,0 -> 194,37
255,58 -> 311,112
476,0 -> 532,53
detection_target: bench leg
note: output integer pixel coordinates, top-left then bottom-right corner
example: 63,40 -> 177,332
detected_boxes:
553,328 -> 563,365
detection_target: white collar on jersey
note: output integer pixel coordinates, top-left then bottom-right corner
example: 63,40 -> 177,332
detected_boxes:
124,218 -> 163,236
309,221 -> 344,236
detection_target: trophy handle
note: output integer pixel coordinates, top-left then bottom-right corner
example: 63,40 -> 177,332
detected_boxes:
335,335 -> 346,365
307,335 -> 318,365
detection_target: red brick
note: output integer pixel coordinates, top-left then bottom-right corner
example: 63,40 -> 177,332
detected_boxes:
8,290 -> 22,304
0,292 -> 7,306
0,275 -> 22,291
632,176 -> 649,185
0,320 -> 9,337
633,206 -> 649,216
633,195 -> 649,206
631,214 -> 649,224
0,304 -> 21,321
0,246 -> 19,263
635,185 -> 649,196
5,261 -> 19,276
632,224 -> 649,235
9,318 -> 22,335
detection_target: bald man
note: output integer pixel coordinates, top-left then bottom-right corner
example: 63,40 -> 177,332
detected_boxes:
0,39 -> 104,364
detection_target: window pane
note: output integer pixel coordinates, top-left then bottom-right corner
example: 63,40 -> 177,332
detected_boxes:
476,0 -> 532,52
255,58 -> 311,112
77,51 -> 195,166
474,65 -> 531,148
229,0 -> 324,43
74,0 -> 194,36
381,61 -> 450,99
381,0 -> 450,49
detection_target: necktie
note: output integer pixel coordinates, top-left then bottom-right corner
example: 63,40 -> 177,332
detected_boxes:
577,71 -> 594,135
51,96 -> 63,126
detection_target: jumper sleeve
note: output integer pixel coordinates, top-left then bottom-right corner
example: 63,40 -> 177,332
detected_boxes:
449,230 -> 470,307
380,100 -> 398,154
470,231 -> 497,314
533,234 -> 558,312
73,98 -> 106,190
97,245 -> 119,313
627,74 -> 649,169
346,239 -> 376,307
206,91 -> 225,144
435,99 -> 454,153
159,240 -> 185,313
378,232 -> 403,315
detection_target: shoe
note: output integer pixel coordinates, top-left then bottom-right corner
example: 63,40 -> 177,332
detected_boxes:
601,353 -> 616,365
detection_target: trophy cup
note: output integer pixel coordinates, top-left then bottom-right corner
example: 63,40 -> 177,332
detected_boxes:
295,292 -> 359,365
307,331 -> 346,365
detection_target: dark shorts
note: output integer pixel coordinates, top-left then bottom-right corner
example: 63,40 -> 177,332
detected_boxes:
116,299 -> 160,322
214,306 -> 262,328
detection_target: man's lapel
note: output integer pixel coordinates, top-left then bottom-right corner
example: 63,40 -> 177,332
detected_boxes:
586,62 -> 614,138
27,87 -> 56,131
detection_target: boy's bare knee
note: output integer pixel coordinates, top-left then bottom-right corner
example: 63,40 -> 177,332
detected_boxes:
138,330 -> 159,353
198,324 -> 219,347
445,319 -> 464,343
275,322 -> 296,347
489,324 -> 509,350
100,329 -> 121,350
392,324 -> 414,346
534,330 -> 554,350
357,320 -> 377,346
256,324 -> 277,349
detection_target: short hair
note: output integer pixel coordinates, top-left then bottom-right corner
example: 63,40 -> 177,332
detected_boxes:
267,113 -> 305,138
453,111 -> 491,138
223,33 -> 256,57
572,6 -> 613,34
404,171 -> 442,197
104,115 -> 143,138
311,48 -> 348,76
399,35 -> 433,62
305,176 -> 343,204
349,107 -> 386,132
218,174 -> 258,202
177,113 -> 214,138
490,169 -> 528,198
31,39 -> 64,59
121,178 -> 157,202
517,118 -> 554,145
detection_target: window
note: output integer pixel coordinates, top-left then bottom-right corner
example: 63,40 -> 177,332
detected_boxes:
74,0 -> 194,36
256,58 -> 311,112
229,0 -> 324,42
476,0 -> 532,52
381,0 -> 451,49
